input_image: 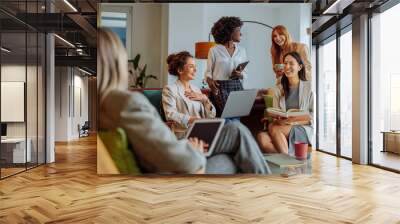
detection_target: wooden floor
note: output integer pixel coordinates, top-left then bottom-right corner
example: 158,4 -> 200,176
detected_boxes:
1,136 -> 400,223
373,150 -> 400,171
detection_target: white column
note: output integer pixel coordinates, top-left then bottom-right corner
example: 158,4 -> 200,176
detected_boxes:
352,14 -> 369,164
46,33 -> 55,163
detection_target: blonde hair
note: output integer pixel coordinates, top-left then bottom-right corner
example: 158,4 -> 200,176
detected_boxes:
97,28 -> 128,106
270,25 -> 293,65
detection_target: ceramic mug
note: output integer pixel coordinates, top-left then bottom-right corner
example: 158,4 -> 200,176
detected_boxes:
274,64 -> 285,71
294,142 -> 308,160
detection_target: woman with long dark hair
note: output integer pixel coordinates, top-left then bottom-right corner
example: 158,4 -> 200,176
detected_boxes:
257,51 -> 314,154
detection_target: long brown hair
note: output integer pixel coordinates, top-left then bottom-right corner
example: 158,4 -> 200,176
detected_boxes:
281,52 -> 306,96
97,28 -> 129,107
270,25 -> 293,65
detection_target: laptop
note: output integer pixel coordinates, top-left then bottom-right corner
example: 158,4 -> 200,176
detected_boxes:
185,119 -> 225,157
220,89 -> 258,118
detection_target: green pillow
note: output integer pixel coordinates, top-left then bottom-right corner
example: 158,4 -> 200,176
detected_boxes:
98,128 -> 141,174
263,95 -> 274,124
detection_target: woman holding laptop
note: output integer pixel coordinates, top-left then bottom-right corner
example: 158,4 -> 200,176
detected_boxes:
205,16 -> 249,116
163,51 -> 270,174
257,52 -> 314,154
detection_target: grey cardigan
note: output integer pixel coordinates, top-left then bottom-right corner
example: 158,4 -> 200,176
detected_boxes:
99,90 -> 206,174
271,80 -> 314,142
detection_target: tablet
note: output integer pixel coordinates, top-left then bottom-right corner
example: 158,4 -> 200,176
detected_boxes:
185,119 -> 225,157
235,61 -> 249,71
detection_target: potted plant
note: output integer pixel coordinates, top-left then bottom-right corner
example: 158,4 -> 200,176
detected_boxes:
128,54 -> 158,88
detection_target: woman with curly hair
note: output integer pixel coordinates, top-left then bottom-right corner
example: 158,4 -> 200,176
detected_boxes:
162,51 -> 271,174
205,16 -> 248,117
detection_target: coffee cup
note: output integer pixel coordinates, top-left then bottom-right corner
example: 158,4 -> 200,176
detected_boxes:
263,94 -> 273,108
294,142 -> 308,160
274,64 -> 284,71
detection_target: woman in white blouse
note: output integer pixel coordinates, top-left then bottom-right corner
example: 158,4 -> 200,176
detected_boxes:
205,16 -> 248,116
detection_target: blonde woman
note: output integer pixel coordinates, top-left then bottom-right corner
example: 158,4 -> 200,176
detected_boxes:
270,25 -> 312,82
98,28 -> 270,174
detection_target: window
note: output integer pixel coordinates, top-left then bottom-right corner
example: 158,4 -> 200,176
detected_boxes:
317,36 -> 337,155
339,28 -> 352,158
101,11 -> 128,46
371,3 -> 400,171
100,5 -> 132,58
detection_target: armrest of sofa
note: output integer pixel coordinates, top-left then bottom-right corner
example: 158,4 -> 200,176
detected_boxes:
97,135 -> 120,174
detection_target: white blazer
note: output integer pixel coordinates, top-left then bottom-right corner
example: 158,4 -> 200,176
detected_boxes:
271,80 -> 314,141
162,80 -> 216,130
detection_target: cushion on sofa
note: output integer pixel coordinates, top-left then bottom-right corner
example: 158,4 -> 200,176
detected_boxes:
98,128 -> 141,174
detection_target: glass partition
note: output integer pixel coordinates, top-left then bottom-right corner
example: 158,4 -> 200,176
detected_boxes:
0,1 -> 46,179
1,31 -> 28,178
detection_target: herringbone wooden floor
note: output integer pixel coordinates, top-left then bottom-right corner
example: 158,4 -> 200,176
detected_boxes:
1,135 -> 400,223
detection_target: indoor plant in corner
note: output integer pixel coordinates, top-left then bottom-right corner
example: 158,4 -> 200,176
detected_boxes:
128,54 -> 158,88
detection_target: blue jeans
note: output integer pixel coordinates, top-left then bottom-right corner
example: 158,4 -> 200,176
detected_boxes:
224,117 -> 241,123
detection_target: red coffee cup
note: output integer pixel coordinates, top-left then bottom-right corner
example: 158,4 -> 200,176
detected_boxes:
294,142 -> 308,160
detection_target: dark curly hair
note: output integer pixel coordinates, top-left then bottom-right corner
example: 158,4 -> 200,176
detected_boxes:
166,51 -> 193,77
211,17 -> 243,45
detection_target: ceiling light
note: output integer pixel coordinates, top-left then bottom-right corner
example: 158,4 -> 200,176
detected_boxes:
54,34 -> 75,48
63,0 -> 78,12
78,67 -> 93,76
323,0 -> 343,14
1,47 -> 11,53
322,0 -> 355,15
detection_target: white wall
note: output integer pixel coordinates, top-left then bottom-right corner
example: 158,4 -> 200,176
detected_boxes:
167,3 -> 311,89
167,4 -> 206,87
54,67 -> 89,141
132,4 -> 162,88
102,3 -> 311,89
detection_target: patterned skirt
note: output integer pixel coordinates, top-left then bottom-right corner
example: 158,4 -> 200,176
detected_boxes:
209,80 -> 244,117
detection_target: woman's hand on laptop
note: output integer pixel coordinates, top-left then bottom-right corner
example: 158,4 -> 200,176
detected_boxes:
188,137 -> 209,154
188,116 -> 200,124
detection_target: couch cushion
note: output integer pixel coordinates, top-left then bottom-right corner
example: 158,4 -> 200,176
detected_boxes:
142,89 -> 167,121
98,128 -> 141,174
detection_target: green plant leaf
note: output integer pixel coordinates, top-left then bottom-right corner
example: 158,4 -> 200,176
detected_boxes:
143,75 -> 158,87
130,54 -> 140,70
139,64 -> 147,78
